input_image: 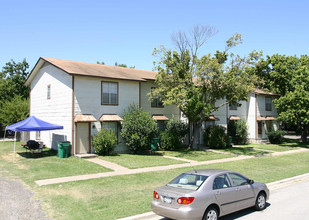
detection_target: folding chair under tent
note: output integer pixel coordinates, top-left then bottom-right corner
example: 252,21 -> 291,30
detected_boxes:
4,116 -> 64,153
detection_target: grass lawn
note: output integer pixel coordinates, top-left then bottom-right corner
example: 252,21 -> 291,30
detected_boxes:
0,141 -> 111,186
158,149 -> 234,161
215,146 -> 270,155
37,151 -> 309,220
243,143 -> 299,152
99,153 -> 184,169
1,140 -> 309,219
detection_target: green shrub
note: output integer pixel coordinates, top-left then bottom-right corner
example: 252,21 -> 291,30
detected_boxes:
227,119 -> 248,145
121,104 -> 158,153
267,129 -> 286,144
92,129 -> 117,155
160,120 -> 189,150
204,125 -> 229,149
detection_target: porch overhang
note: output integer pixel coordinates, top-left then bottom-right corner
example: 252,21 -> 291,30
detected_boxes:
257,116 -> 276,121
207,115 -> 220,121
229,116 -> 240,120
100,114 -> 123,122
152,115 -> 169,121
74,114 -> 97,122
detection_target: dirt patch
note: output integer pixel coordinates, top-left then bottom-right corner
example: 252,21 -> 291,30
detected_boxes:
0,177 -> 49,219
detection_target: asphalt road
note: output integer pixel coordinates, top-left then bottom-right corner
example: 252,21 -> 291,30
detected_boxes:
127,178 -> 309,220
221,179 -> 309,220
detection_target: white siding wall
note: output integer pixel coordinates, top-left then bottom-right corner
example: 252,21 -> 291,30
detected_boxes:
247,94 -> 257,139
74,76 -> 140,152
30,64 -> 72,149
140,81 -> 181,120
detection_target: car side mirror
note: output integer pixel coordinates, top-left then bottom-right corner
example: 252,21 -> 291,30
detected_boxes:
247,179 -> 254,185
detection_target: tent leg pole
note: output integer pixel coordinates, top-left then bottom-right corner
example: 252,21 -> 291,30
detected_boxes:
13,132 -> 16,163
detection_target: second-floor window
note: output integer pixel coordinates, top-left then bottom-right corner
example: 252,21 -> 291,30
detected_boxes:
151,87 -> 163,108
47,84 -> 51,99
265,97 -> 272,111
102,81 -> 118,105
229,103 -> 238,110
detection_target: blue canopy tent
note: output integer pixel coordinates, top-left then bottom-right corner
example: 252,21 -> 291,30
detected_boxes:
5,116 -> 63,153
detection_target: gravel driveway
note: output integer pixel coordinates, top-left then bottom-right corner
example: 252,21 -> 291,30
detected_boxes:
0,176 -> 48,220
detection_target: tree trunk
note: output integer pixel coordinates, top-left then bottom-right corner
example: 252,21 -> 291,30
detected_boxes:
301,124 -> 308,143
188,120 -> 202,149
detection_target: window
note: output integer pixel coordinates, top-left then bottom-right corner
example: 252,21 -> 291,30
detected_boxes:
167,173 -> 208,190
47,84 -> 51,99
36,131 -> 41,140
213,174 -> 231,189
265,97 -> 272,111
151,87 -> 163,107
229,173 -> 248,186
229,103 -> 237,110
102,82 -> 118,105
101,121 -> 119,141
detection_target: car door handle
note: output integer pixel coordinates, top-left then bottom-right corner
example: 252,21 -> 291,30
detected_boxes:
215,191 -> 221,195
235,188 -> 240,191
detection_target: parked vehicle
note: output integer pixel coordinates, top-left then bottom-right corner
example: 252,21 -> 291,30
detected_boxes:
152,169 -> 269,220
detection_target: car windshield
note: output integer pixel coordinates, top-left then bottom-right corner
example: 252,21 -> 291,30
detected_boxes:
167,173 -> 208,190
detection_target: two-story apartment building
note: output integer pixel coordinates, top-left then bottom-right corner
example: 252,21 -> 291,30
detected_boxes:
25,57 -> 279,154
25,57 -> 180,154
187,89 -> 279,145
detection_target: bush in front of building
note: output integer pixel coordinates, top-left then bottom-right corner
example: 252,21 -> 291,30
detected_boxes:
160,120 -> 189,150
227,119 -> 248,145
93,129 -> 117,155
267,129 -> 286,144
121,104 -> 158,154
204,125 -> 229,149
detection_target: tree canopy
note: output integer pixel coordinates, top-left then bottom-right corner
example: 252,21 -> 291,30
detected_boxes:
254,54 -> 309,142
0,59 -> 30,132
151,26 -> 260,146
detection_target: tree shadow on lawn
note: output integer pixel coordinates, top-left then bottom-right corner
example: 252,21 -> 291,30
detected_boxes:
219,147 -> 269,156
280,138 -> 309,149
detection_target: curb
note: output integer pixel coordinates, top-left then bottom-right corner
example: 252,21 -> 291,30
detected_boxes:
118,172 -> 309,220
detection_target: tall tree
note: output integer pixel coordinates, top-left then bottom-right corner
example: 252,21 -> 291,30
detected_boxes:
0,59 -> 30,102
254,54 -> 309,142
151,25 -> 260,147
0,59 -> 30,132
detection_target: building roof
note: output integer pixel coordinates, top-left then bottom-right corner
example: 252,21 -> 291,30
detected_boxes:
253,89 -> 279,96
25,57 -> 157,85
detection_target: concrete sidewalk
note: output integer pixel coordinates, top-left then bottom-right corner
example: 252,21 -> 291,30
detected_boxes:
35,148 -> 309,186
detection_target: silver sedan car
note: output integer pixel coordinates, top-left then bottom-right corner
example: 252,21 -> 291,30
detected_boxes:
152,169 -> 269,220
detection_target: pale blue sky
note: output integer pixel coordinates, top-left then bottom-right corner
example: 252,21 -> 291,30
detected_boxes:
1,0 -> 308,71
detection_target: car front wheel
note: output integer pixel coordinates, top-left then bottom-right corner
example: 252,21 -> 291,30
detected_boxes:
203,206 -> 218,220
255,192 -> 266,211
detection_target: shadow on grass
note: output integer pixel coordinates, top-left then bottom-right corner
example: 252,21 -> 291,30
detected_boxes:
280,138 -> 309,149
17,148 -> 58,159
218,147 -> 269,156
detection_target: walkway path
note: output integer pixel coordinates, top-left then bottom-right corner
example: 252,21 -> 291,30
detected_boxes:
35,148 -> 309,186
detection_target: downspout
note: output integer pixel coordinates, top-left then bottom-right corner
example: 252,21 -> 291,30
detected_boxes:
255,94 -> 257,140
72,75 -> 75,155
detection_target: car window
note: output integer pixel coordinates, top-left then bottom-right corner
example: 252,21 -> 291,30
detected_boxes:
167,173 -> 208,190
229,173 -> 248,186
213,174 -> 231,190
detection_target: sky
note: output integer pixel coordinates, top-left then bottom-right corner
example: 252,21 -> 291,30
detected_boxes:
1,0 -> 308,72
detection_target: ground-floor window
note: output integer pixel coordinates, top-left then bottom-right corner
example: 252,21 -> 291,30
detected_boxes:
101,122 -> 119,141
266,121 -> 273,132
157,121 -> 166,132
